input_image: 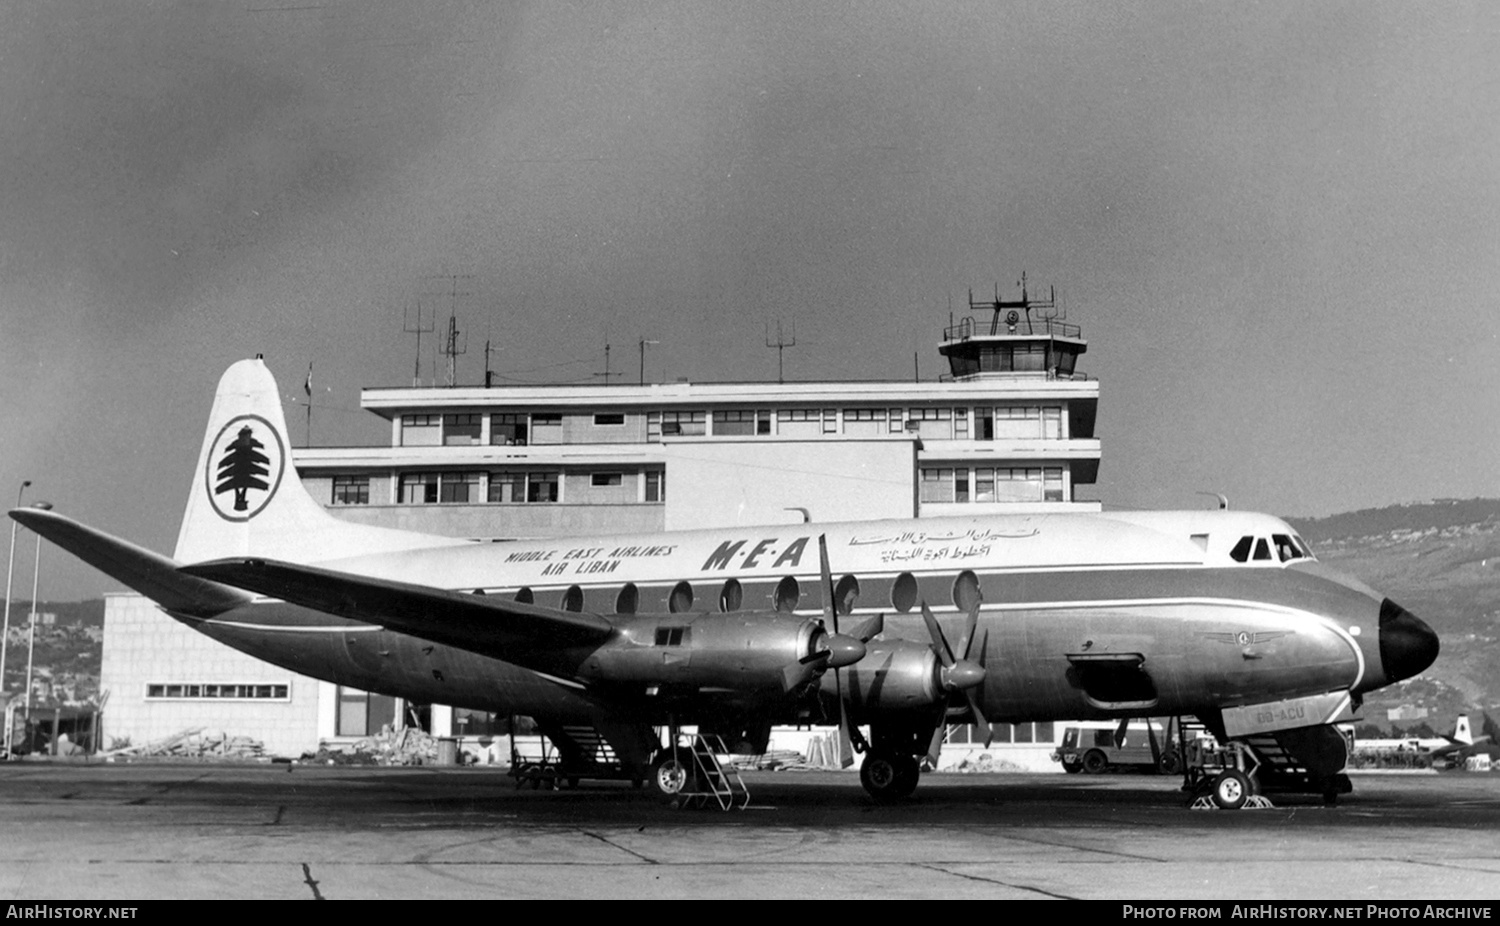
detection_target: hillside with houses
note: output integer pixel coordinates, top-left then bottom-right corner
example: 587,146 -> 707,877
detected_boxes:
1289,498 -> 1500,736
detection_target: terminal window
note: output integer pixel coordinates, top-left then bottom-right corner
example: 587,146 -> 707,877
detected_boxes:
712,410 -> 759,436
400,414 -> 441,447
490,414 -> 527,445
146,683 -> 290,701
336,687 -> 396,737
332,475 -> 370,506
658,411 -> 706,436
488,471 -> 560,504
443,413 -> 482,445
398,472 -> 482,504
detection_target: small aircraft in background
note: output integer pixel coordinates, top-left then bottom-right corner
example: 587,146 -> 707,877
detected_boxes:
1357,715 -> 1494,768
12,359 -> 1440,806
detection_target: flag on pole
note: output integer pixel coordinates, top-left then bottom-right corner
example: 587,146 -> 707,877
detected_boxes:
304,363 -> 313,398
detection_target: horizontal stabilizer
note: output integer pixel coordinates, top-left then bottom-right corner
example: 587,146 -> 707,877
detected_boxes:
9,508 -> 250,616
180,557 -> 617,657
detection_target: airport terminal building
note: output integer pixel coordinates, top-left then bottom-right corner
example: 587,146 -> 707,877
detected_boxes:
100,296 -> 1101,766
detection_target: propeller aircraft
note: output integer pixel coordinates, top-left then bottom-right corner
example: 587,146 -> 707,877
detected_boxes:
10,359 -> 1440,805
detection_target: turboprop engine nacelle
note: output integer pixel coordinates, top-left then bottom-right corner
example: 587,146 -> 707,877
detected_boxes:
579,613 -> 863,694
837,638 -> 945,716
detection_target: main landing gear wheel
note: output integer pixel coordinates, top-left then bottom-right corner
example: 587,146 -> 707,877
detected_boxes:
860,751 -> 920,803
1210,769 -> 1252,810
649,749 -> 695,805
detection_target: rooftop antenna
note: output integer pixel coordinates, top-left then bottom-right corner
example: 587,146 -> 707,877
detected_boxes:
403,301 -> 434,387
440,312 -> 466,388
303,362 -> 314,447
638,336 -> 659,386
594,342 -> 623,385
428,274 -> 473,387
483,339 -> 500,388
970,271 -> 1057,335
765,319 -> 797,384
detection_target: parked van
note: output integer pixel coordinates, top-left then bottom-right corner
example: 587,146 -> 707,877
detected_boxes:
1051,719 -> 1178,774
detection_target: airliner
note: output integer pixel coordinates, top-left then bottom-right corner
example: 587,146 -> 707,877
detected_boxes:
11,359 -> 1439,805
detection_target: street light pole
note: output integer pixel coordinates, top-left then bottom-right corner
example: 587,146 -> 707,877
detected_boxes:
22,502 -> 51,733
1,480 -> 30,756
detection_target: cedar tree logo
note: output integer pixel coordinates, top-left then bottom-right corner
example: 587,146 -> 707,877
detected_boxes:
205,415 -> 286,521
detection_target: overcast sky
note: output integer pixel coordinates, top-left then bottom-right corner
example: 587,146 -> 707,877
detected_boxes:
3,1 -> 1497,600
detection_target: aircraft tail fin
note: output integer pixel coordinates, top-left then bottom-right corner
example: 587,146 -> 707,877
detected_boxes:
9,508 -> 249,616
173,358 -> 462,565
1452,715 -> 1474,746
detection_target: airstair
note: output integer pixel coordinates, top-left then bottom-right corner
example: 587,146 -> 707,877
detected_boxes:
672,733 -> 751,810
511,719 -> 634,789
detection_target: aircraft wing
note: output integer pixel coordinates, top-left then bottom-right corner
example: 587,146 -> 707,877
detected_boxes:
180,557 -> 617,658
9,508 -> 250,616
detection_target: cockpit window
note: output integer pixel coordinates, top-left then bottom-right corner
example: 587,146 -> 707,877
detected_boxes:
1253,538 -> 1272,561
1229,536 -> 1253,563
1273,534 -> 1306,563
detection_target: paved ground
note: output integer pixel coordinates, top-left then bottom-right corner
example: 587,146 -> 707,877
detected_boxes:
1,762 -> 1497,900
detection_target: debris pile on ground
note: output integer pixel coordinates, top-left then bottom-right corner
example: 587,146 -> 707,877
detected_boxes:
949,752 -> 1026,773
309,726 -> 439,766
735,750 -> 806,770
101,728 -> 267,760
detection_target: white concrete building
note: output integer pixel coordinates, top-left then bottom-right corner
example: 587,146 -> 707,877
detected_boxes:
100,291 -> 1099,768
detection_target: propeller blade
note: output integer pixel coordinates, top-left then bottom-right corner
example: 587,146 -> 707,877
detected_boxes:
956,599 -> 981,662
817,533 -> 838,635
968,626 -> 994,745
919,600 -> 956,667
836,707 -> 855,768
925,724 -> 945,769
847,612 -> 884,643
782,660 -> 818,693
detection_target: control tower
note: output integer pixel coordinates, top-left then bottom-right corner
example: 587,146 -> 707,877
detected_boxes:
939,279 -> 1087,381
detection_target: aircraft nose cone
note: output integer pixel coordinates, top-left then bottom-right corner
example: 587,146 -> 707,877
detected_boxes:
1379,598 -> 1439,684
824,633 -> 867,669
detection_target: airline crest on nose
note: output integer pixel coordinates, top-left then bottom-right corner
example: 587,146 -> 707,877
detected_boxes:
205,414 -> 285,521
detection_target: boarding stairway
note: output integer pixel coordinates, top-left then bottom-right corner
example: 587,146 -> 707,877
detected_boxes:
1177,718 -> 1352,806
513,720 -> 631,789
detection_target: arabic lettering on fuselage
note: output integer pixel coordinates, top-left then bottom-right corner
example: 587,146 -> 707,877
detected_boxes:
877,543 -> 992,564
849,527 -> 1038,546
